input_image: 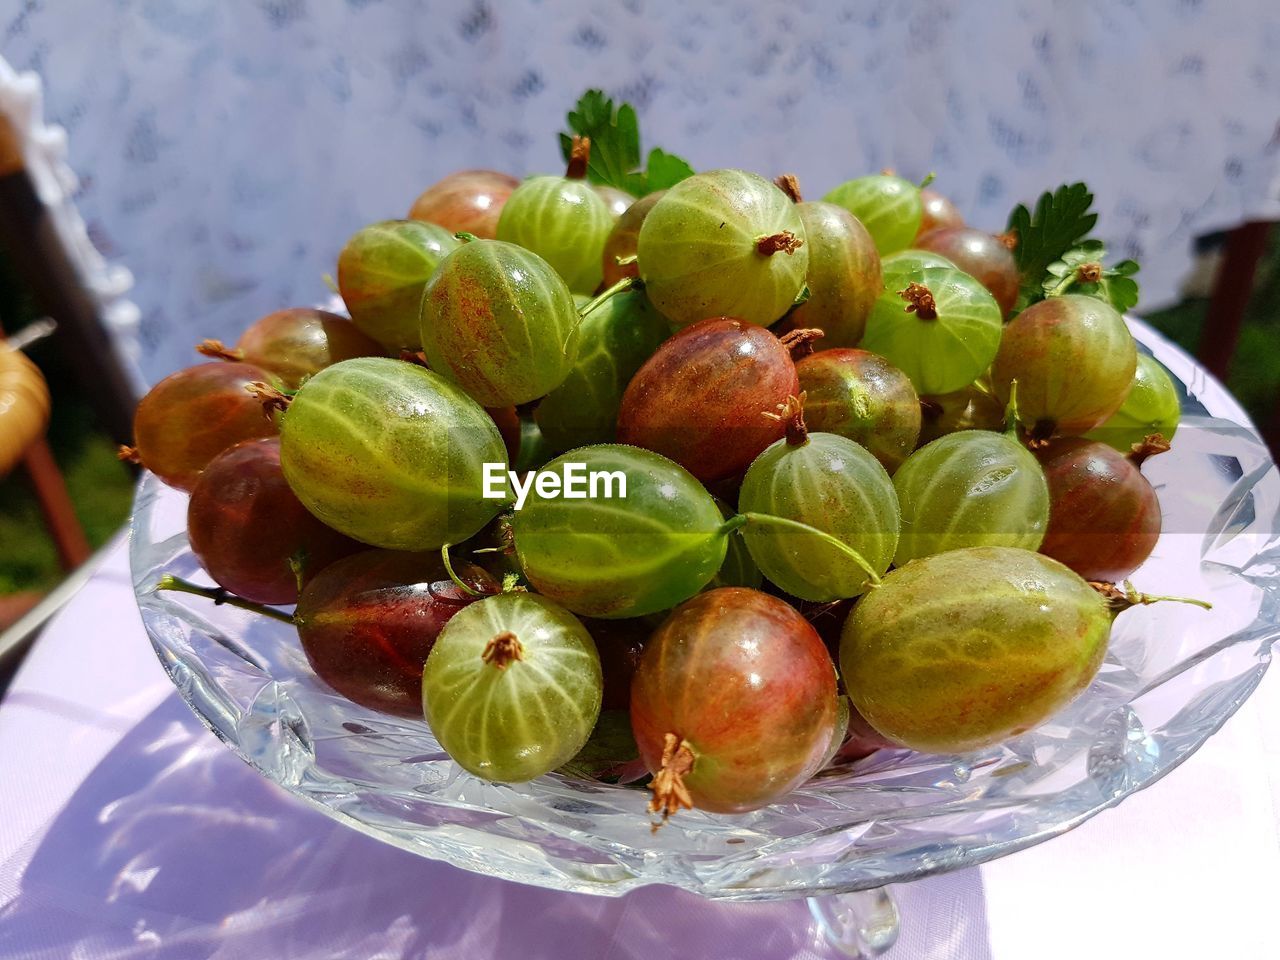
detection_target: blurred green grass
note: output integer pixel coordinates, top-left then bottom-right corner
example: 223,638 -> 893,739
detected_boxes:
0,232 -> 1276,596
0,396 -> 133,593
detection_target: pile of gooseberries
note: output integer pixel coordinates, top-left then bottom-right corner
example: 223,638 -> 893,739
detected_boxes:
133,125 -> 1205,829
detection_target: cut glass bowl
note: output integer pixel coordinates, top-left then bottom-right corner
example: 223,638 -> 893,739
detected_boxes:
130,321 -> 1280,903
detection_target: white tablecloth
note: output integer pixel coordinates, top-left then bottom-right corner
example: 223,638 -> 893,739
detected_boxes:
1,534 -> 1277,960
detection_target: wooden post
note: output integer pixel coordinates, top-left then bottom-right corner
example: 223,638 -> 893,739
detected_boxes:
1197,221 -> 1273,383
18,440 -> 92,569
0,318 -> 92,571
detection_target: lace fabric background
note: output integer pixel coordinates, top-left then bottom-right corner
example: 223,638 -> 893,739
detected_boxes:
3,0 -> 1280,384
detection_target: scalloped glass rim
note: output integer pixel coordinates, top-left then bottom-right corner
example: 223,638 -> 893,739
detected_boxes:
130,320 -> 1280,901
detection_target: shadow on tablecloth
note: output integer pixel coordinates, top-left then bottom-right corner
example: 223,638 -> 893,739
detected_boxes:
0,695 -> 997,959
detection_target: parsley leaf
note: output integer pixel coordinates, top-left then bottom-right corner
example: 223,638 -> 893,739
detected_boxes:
560,90 -> 694,196
1101,275 -> 1141,313
641,147 -> 696,193
1005,183 -> 1098,312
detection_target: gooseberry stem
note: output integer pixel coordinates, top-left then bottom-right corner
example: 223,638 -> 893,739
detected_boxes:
774,173 -> 803,203
155,574 -> 296,625
648,732 -> 695,830
738,512 -> 882,588
900,282 -> 938,320
1028,418 -> 1057,447
196,338 -> 244,362
762,394 -> 809,446
778,327 -> 824,360
1003,379 -> 1021,436
1090,579 -> 1212,613
482,631 -> 524,668
1129,433 -> 1171,467
1047,271 -> 1077,298
755,231 -> 803,256
715,514 -> 749,537
578,276 -> 639,320
441,543 -> 486,598
566,136 -> 591,180
288,550 -> 308,595
1076,262 -> 1103,284
245,381 -> 292,417
1135,592 -> 1213,610
563,277 -> 642,356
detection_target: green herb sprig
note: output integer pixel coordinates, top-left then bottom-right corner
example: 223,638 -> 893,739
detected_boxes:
559,90 -> 695,197
1005,182 -> 1141,315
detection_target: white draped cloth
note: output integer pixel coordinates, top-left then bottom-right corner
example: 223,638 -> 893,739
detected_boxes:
2,0 -> 1279,385
2,532 -> 1278,957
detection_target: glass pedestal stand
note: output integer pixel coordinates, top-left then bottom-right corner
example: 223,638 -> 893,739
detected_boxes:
130,322 -> 1280,949
809,888 -> 900,957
